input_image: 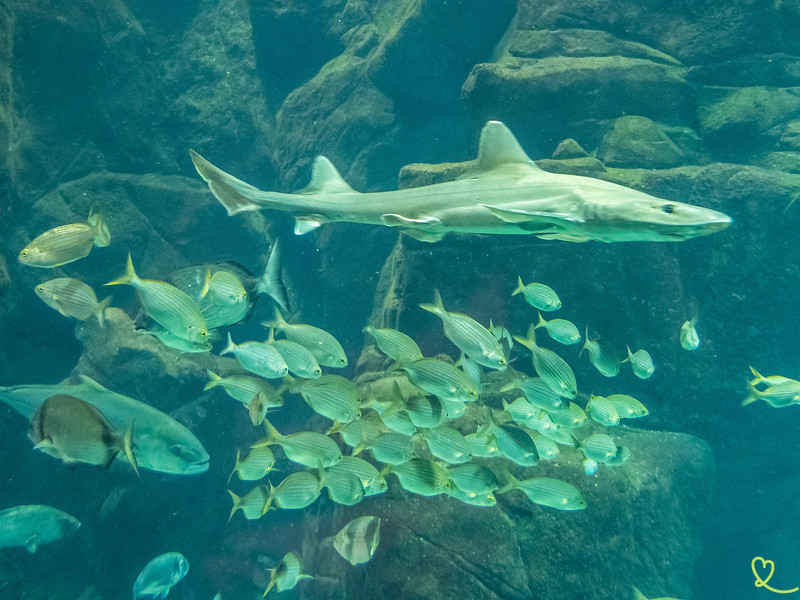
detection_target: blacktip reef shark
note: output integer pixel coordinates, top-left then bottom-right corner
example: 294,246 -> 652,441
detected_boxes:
190,120 -> 731,243
0,375 -> 209,475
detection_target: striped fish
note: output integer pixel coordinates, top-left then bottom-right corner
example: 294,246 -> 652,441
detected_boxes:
365,325 -> 423,365
418,426 -> 472,464
204,370 -> 283,406
333,516 -> 381,565
228,485 -> 269,521
269,338 -> 322,379
402,358 -> 479,403
512,277 -> 561,311
514,326 -> 577,399
264,309 -> 347,368
220,334 -> 288,379
105,254 -> 208,344
19,210 -> 110,268
35,277 -> 111,327
265,471 -> 321,511
586,394 -> 620,426
258,419 -> 342,468
294,374 -> 360,424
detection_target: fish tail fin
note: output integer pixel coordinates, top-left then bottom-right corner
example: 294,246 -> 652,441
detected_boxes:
95,296 -> 112,328
200,267 -> 211,299
419,288 -> 446,317
512,324 -> 537,350
227,450 -> 241,485
122,420 -> 140,479
512,276 -> 525,296
494,465 -> 519,494
534,312 -> 546,329
220,333 -> 236,356
742,382 -> 760,406
748,365 -> 765,385
262,417 -> 282,444
262,570 -> 278,598
105,253 -> 138,287
256,239 -> 290,313
630,586 -> 648,600
261,484 -> 276,517
621,345 -> 633,364
579,325 -> 590,357
88,209 -> 111,247
261,307 -> 288,332
204,370 -> 223,391
227,489 -> 242,522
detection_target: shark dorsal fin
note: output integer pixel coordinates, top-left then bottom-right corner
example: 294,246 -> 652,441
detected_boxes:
473,121 -> 542,173
298,156 -> 356,195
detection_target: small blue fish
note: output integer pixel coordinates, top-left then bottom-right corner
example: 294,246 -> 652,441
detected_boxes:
133,552 -> 189,600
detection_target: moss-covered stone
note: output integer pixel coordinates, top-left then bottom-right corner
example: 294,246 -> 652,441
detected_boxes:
552,138 -> 589,159
597,116 -> 686,168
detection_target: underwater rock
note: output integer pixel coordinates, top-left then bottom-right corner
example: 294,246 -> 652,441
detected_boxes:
697,86 -> 800,156
462,56 -> 695,157
759,151 -> 800,174
295,428 -> 712,600
779,119 -> 800,150
552,138 -> 589,160
688,53 -> 800,87
597,116 -> 686,169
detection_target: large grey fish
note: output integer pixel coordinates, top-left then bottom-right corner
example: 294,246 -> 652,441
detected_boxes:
29,394 -> 139,477
0,505 -> 80,553
0,376 -> 209,475
190,121 -> 731,243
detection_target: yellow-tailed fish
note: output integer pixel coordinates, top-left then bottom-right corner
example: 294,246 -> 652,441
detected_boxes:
446,487 -> 497,507
402,358 -> 479,404
531,434 -> 560,460
354,432 -> 415,465
365,325 -> 423,365
501,377 -> 564,410
137,327 -> 212,353
333,516 -> 381,565
105,254 -> 208,344
264,471 -> 321,512
220,333 -> 288,379
257,418 -> 342,468
204,370 -> 283,406
748,366 -> 795,388
0,505 -> 81,553
35,278 -> 111,327
293,374 -> 360,424
417,426 -> 472,464
623,346 -> 655,379
327,416 -> 382,448
19,210 -> 110,268
360,382 -> 416,435
502,397 -> 548,430
607,394 -> 648,418
680,317 -> 699,350
447,462 -> 498,494
577,433 -> 618,462
534,313 -> 581,345
744,379 -> 800,408
511,277 -> 561,311
500,473 -> 586,510
326,456 -> 387,496
419,289 -> 507,371
319,468 -> 365,506
514,326 -> 577,399
384,458 -> 453,496
268,336 -> 322,379
586,394 -> 620,426
262,551 -> 312,596
581,327 -> 621,377
29,394 -> 139,477
263,309 -> 347,367
228,485 -> 269,521
228,445 -> 276,483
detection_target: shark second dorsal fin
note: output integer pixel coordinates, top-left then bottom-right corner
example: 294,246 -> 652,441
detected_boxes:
472,121 -> 542,174
297,156 -> 356,195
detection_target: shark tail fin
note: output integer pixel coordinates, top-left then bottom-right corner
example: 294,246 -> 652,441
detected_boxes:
256,239 -> 290,313
190,150 -> 266,216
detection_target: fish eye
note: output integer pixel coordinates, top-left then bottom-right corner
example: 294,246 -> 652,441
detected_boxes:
36,285 -> 44,293
661,203 -> 676,214
20,249 -> 27,257
169,444 -> 185,457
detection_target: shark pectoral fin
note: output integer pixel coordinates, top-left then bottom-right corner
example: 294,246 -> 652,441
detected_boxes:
294,218 -> 323,235
381,214 -> 445,243
296,156 -> 357,195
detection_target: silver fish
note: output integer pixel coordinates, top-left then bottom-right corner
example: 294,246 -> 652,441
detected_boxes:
220,333 -> 288,379
35,278 -> 111,327
680,318 -> 700,350
333,516 -> 381,565
534,313 -> 580,344
19,210 -> 110,268
263,551 -> 312,596
191,121 -> 731,243
264,310 -> 347,368
581,327 -> 621,377
365,325 -> 423,366
623,346 -> 655,379
512,278 -> 561,311
133,552 -> 189,600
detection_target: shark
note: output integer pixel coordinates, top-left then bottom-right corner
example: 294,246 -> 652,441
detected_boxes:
190,120 -> 731,243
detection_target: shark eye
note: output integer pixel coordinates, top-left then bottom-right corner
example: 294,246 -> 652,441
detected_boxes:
661,203 -> 676,214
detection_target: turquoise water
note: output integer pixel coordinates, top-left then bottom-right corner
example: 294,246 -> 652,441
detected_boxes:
3,2 -> 800,600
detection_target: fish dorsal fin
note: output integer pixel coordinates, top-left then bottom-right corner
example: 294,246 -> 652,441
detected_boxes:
297,156 -> 356,195
472,121 -> 542,174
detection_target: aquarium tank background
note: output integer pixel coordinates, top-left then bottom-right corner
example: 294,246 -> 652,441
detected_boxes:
1,1 -> 799,599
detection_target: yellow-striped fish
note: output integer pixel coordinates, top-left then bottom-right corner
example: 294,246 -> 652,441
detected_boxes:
19,210 -> 110,268
35,278 -> 111,327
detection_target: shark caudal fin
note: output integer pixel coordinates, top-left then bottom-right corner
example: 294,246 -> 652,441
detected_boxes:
190,150 -> 268,216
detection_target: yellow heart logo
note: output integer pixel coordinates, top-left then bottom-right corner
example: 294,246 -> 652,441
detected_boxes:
752,556 -> 799,594
753,557 -> 776,588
